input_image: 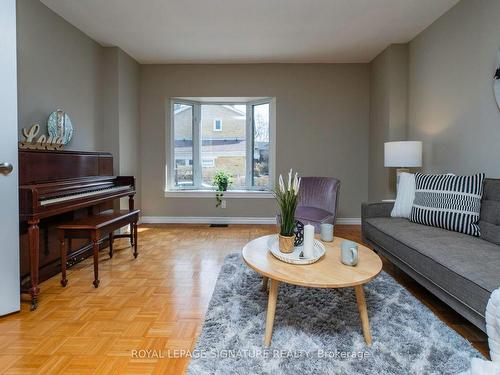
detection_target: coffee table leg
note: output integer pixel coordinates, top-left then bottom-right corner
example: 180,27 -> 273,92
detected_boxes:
264,279 -> 279,347
355,285 -> 372,346
261,276 -> 269,292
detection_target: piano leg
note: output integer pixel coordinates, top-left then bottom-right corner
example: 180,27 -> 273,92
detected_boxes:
92,233 -> 100,288
128,194 -> 135,211
28,220 -> 40,310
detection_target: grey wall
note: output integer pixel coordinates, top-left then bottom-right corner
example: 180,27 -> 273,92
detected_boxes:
367,0 -> 500,198
408,0 -> 500,176
99,48 -> 120,168
98,48 -> 140,175
17,0 -> 141,206
21,0 -> 499,221
98,47 -> 141,208
117,50 -> 141,208
17,0 -> 102,151
140,64 -> 370,218
17,0 -> 366,219
368,44 -> 409,201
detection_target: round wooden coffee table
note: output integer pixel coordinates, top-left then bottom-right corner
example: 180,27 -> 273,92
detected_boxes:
242,235 -> 382,347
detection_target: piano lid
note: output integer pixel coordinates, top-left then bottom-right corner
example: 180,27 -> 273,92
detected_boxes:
19,149 -> 113,185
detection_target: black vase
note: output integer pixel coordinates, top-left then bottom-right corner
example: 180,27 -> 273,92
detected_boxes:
293,220 -> 304,246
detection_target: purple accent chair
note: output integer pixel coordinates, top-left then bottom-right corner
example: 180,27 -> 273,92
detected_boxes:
295,177 -> 341,233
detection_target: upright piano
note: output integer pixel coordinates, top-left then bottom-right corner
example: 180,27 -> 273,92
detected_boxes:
19,149 -> 136,310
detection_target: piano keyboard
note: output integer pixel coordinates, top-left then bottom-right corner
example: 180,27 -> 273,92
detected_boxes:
40,185 -> 132,206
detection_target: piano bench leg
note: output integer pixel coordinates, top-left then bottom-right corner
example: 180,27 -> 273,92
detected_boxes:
133,221 -> 138,259
59,232 -> 68,287
130,223 -> 134,247
108,232 -> 114,258
92,239 -> 100,288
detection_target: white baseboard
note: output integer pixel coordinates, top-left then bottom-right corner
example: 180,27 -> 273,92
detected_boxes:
140,216 -> 361,225
140,216 -> 274,224
336,218 -> 362,225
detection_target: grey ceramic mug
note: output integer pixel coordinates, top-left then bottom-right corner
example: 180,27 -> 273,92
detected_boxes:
341,240 -> 358,266
320,223 -> 334,242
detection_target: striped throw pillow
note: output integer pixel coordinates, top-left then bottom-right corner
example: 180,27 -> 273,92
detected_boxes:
410,173 -> 485,236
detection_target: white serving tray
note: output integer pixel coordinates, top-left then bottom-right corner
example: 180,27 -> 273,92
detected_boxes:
267,235 -> 325,265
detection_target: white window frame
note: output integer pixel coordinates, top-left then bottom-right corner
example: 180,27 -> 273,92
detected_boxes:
213,119 -> 222,132
167,97 -> 276,194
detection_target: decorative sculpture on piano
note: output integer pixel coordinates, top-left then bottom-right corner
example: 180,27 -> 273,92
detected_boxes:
47,109 -> 74,145
19,123 -> 64,150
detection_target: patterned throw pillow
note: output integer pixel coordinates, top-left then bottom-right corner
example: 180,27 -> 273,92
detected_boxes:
410,173 -> 485,236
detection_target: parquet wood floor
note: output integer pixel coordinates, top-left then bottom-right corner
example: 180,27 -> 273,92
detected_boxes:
0,224 -> 488,374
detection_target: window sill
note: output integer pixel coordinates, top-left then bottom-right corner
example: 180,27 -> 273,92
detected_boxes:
164,189 -> 274,198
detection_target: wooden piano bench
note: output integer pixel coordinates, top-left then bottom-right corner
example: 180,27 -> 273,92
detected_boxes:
57,209 -> 140,288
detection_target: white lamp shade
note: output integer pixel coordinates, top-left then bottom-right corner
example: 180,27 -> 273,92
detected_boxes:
384,141 -> 422,168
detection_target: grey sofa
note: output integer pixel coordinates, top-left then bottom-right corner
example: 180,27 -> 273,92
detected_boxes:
362,178 -> 500,332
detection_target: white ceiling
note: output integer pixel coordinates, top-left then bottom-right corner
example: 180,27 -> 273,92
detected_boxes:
40,0 -> 459,64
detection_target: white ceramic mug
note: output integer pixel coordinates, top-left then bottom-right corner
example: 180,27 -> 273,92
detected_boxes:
320,223 -> 334,242
341,240 -> 358,266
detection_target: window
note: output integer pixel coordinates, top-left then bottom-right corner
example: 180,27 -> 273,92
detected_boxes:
252,103 -> 270,187
169,98 -> 274,191
173,103 -> 194,187
213,119 -> 222,131
202,158 -> 215,168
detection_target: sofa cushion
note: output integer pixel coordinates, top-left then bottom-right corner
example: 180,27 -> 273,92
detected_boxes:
295,206 -> 333,223
480,179 -> 500,246
364,217 -> 500,316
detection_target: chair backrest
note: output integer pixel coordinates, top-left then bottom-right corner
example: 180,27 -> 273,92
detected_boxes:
298,177 -> 341,217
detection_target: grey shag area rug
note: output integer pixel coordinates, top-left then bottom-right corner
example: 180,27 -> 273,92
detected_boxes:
187,253 -> 483,375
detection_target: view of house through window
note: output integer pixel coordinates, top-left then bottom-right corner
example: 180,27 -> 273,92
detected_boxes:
171,98 -> 273,190
201,105 -> 247,188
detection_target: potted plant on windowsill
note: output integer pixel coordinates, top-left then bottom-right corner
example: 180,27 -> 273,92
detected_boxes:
273,169 -> 300,253
213,170 -> 232,208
